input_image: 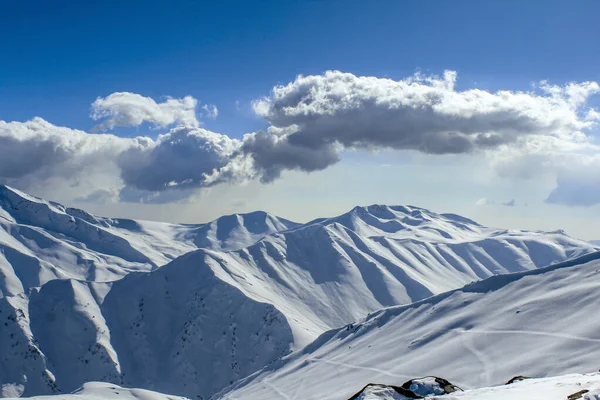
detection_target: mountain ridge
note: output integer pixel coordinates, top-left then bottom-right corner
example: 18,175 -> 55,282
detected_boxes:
0,185 -> 598,399
218,250 -> 600,399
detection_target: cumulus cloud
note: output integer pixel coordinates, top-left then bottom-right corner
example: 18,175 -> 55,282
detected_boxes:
491,133 -> 600,206
2,74 -> 600,206
545,171 -> 600,207
240,130 -> 341,182
91,92 -> 200,131
118,126 -> 244,191
0,117 -> 150,181
0,116 -> 250,203
248,70 -> 599,181
201,104 -> 218,119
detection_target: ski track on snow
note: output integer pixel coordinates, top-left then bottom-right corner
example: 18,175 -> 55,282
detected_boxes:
460,328 -> 600,344
454,328 -> 494,386
263,379 -> 291,400
307,357 -> 412,380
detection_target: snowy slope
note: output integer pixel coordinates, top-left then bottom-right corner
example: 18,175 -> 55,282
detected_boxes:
442,374 -> 600,400
191,205 -> 597,347
0,184 -> 296,297
7,374 -> 600,400
348,374 -> 600,400
219,251 -> 600,400
7,375 -> 600,400
1,187 -> 598,399
3,382 -> 189,399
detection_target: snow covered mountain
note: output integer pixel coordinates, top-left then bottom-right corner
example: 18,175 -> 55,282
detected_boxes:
0,185 -> 598,399
0,185 -> 296,298
219,251 -> 600,400
189,204 -> 596,348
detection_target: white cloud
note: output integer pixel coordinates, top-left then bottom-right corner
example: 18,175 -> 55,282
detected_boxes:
0,117 -> 150,181
2,74 -> 600,207
247,70 -> 600,181
545,169 -> 600,207
91,92 -> 200,131
0,117 -> 251,203
475,198 -> 517,207
118,126 -> 246,192
201,104 -> 218,119
490,133 -> 600,206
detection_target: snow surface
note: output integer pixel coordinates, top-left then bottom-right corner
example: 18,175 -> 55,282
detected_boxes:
7,374 -> 600,400
443,374 -> 600,400
219,251 -> 600,399
346,374 -> 600,400
1,185 -> 598,399
353,384 -> 406,400
3,382 -> 189,399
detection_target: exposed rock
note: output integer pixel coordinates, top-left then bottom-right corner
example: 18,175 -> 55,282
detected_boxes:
347,377 -> 462,400
568,389 -> 590,400
401,376 -> 462,396
347,383 -> 422,399
506,375 -> 531,385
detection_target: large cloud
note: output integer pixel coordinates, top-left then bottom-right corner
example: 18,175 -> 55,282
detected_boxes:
248,70 -> 599,180
0,117 -> 250,203
118,126 -> 245,192
91,92 -> 200,131
1,76 -> 599,206
546,174 -> 600,207
0,117 -> 150,180
490,133 -> 600,206
241,129 -> 341,182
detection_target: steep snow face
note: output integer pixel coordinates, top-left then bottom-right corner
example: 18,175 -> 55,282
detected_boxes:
4,382 -> 190,399
100,252 -> 293,399
219,251 -> 600,400
3,256 -> 293,399
0,185 -> 296,297
0,294 -> 58,398
195,208 -> 597,347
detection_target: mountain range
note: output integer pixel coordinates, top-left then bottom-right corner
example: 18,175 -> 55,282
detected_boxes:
0,185 -> 598,399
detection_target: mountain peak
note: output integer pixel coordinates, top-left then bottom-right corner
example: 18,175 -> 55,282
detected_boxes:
306,203 -> 482,241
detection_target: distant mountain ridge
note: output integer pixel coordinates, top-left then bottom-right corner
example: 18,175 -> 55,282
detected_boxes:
0,185 -> 297,297
0,185 -> 598,399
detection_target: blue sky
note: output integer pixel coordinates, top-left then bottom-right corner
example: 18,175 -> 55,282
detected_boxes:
1,0 -> 600,238
3,0 -> 599,135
